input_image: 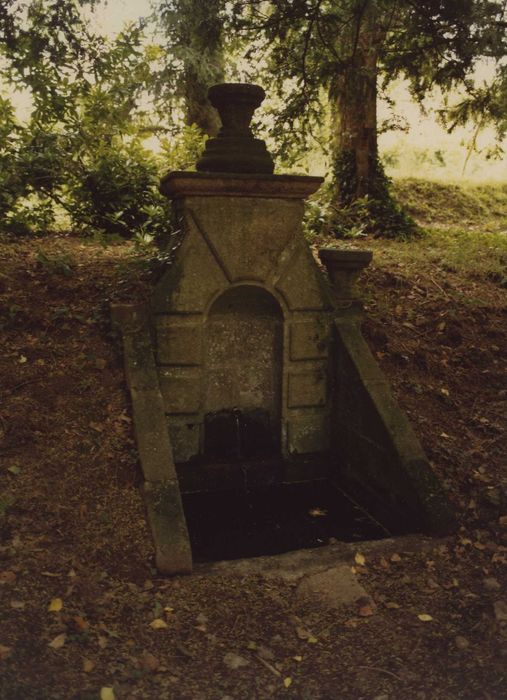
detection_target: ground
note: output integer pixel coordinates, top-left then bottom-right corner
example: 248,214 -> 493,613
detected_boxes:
0,179 -> 506,699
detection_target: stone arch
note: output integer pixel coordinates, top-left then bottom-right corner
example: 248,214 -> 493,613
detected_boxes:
203,285 -> 283,460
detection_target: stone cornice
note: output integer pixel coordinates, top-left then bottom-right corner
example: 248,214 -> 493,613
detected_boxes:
160,171 -> 323,200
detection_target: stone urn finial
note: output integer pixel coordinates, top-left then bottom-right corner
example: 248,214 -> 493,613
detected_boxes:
319,248 -> 373,300
196,83 -> 275,174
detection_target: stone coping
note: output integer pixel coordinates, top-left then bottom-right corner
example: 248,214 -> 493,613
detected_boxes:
160,171 -> 323,199
318,248 -> 373,270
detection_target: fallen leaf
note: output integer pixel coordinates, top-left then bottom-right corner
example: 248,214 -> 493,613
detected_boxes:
0,645 -> 12,661
390,553 -> 402,562
98,636 -> 108,649
307,636 -> 318,644
354,552 -> 366,566
48,598 -> 63,612
385,602 -> 400,610
49,633 -> 66,649
295,626 -> 310,640
10,600 -> 25,610
284,677 -> 292,688
196,612 -> 208,625
140,651 -> 159,672
149,618 -> 168,630
100,688 -> 115,700
344,618 -> 358,628
73,615 -> 89,631
494,600 -> 507,622
0,571 -> 16,584
455,636 -> 469,650
257,645 -> 275,661
83,658 -> 95,672
293,655 -> 302,662
358,604 -> 375,617
308,507 -> 327,517
223,652 -> 249,669
499,515 -> 507,526
7,465 -> 21,475
484,577 -> 501,592
247,641 -> 257,650
417,614 -> 433,622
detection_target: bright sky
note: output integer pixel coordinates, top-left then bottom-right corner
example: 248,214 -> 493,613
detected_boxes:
86,0 -> 153,34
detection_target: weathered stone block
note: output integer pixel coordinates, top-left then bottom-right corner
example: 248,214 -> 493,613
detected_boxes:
143,480 -> 192,575
290,320 -> 329,360
187,198 -> 302,283
288,369 -> 327,408
167,418 -> 201,463
159,369 -> 201,414
152,227 -> 227,313
156,319 -> 202,366
204,286 -> 283,419
276,243 -> 329,311
287,412 -> 330,454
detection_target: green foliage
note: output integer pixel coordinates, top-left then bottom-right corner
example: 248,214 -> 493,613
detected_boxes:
0,8 -> 180,239
227,0 -> 506,237
35,250 -> 75,276
302,196 -> 332,241
394,178 -> 507,232
159,124 -> 207,171
154,0 -> 224,134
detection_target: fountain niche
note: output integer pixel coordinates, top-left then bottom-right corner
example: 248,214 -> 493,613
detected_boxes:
113,83 -> 454,574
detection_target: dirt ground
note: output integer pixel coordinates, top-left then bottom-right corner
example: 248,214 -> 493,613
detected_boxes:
0,232 -> 506,699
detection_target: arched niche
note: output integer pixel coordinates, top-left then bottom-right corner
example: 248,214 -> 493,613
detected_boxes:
204,285 -> 283,461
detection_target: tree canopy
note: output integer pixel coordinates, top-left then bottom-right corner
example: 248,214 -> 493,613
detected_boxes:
0,0 -> 505,238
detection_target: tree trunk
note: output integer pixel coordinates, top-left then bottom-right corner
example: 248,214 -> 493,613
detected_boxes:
329,7 -> 380,206
181,0 -> 224,137
184,66 -> 223,137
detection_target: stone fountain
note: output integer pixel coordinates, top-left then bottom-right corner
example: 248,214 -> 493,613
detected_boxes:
113,83 -> 454,574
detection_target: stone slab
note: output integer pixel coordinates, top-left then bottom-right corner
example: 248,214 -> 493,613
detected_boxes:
288,369 -> 327,408
151,226 -> 228,314
167,417 -> 201,464
111,303 -> 193,575
160,171 -> 323,199
276,242 -> 329,311
287,412 -> 330,454
187,199 -> 302,284
156,320 -> 203,366
296,565 -> 368,609
143,480 -> 193,575
290,320 -> 329,360
333,317 -> 456,535
159,369 -> 202,415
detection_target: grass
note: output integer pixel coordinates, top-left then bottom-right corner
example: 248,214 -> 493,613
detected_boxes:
393,178 -> 507,233
312,177 -> 507,306
367,226 -> 507,284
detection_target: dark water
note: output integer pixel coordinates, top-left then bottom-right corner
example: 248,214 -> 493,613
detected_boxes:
182,480 -> 386,562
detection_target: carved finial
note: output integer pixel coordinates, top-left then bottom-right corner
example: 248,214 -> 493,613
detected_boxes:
196,83 -> 275,174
